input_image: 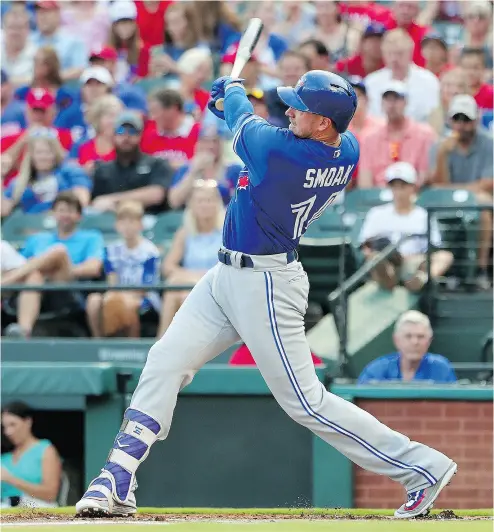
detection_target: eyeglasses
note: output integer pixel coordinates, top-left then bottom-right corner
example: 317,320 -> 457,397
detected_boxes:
115,125 -> 140,136
451,114 -> 473,123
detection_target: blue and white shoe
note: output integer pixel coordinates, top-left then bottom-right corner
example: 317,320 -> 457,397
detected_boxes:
76,408 -> 161,517
394,461 -> 458,519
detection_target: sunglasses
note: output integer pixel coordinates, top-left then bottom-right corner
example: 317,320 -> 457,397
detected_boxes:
115,125 -> 140,136
451,114 -> 473,123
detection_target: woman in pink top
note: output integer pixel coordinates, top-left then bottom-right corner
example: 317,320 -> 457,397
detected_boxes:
61,1 -> 110,52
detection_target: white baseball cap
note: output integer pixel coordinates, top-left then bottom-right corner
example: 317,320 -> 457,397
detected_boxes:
80,66 -> 114,86
448,94 -> 478,121
109,0 -> 137,23
385,162 -> 417,185
382,80 -> 407,99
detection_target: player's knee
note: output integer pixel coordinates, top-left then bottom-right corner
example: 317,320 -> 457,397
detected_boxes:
277,382 -> 326,426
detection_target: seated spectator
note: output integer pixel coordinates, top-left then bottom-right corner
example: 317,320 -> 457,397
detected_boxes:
298,39 -> 331,72
265,50 -> 309,128
357,311 -> 457,384
31,1 -> 87,82
2,133 -> 91,217
246,89 -> 278,126
1,70 -> 26,139
174,48 -> 213,121
338,1 -> 393,28
359,162 -> 453,292
1,89 -> 73,186
347,77 -> 383,142
86,201 -> 160,338
1,401 -> 62,507
272,1 -> 316,48
359,81 -> 436,188
146,2 -> 206,81
220,43 -> 262,92
142,89 -> 200,169
365,29 -> 440,123
421,33 -> 452,78
1,240 -> 43,338
335,23 -> 385,78
60,0 -> 110,54
168,125 -> 241,209
1,9 -> 36,87
91,111 -> 172,214
460,48 -> 494,111
193,0 -> 241,55
135,0 -> 172,49
429,68 -> 469,137
229,343 -> 323,366
68,94 -> 123,175
430,95 -> 493,289
157,180 -> 224,336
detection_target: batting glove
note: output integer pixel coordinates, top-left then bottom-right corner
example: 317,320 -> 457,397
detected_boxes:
207,98 -> 226,120
211,76 -> 245,100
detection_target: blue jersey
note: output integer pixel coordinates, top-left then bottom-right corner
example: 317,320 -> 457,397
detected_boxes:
223,114 -> 359,255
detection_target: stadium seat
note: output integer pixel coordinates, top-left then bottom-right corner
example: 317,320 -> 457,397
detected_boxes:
343,187 -> 393,214
79,212 -> 119,242
134,77 -> 167,95
1,211 -> 56,248
145,210 -> 184,248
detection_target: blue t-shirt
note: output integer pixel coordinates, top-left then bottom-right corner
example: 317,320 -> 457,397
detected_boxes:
357,352 -> 457,384
223,100 -> 359,254
1,99 -> 26,137
22,229 -> 104,265
4,165 -> 92,213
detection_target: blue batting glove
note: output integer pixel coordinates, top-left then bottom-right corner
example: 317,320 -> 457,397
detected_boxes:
210,76 -> 246,100
207,97 -> 225,120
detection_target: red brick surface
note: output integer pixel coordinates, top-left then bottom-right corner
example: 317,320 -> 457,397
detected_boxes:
354,400 -> 493,509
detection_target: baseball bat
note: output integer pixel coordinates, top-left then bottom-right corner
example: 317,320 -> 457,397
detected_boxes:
215,17 -> 264,111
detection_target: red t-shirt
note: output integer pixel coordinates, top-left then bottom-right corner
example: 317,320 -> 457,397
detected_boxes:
78,138 -> 116,166
385,20 -> 430,67
1,128 -> 72,186
338,2 -> 393,27
140,117 -> 200,167
194,89 -> 210,112
474,84 -> 494,110
229,344 -> 323,366
135,0 -> 173,48
335,54 -> 384,77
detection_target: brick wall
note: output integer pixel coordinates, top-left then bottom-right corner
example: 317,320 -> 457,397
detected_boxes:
354,400 -> 493,509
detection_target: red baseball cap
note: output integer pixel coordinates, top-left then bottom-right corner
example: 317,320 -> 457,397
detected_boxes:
26,88 -> 56,110
35,1 -> 60,9
89,46 -> 118,62
221,42 -> 257,65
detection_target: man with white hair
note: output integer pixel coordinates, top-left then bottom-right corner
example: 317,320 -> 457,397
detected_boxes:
365,29 -> 440,122
358,310 -> 457,384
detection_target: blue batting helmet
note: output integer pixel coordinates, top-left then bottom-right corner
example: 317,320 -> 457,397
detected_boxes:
277,70 -> 357,133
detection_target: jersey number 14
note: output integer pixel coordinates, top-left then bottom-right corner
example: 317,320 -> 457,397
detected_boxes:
291,192 -> 339,239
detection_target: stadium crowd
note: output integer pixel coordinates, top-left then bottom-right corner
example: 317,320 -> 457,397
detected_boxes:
1,0 -> 493,340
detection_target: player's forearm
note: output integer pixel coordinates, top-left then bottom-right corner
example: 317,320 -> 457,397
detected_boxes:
224,85 -> 255,133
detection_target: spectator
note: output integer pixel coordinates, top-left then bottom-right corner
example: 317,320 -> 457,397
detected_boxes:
272,1 -> 316,48
265,50 -> 309,128
2,133 -> 91,217
32,1 -> 87,82
359,162 -> 453,292
146,2 -> 205,81
429,68 -> 469,136
365,29 -> 440,123
174,48 -> 213,121
421,33 -> 452,78
68,94 -> 123,175
135,0 -> 173,49
229,343 -> 323,366
246,89 -> 276,124
107,0 -> 145,83
359,81 -> 436,188
1,240 -> 43,339
91,111 -> 173,214
357,311 -> 457,383
20,191 -> 104,282
1,70 -> 26,139
86,201 -> 160,338
1,89 -> 73,186
60,0 -> 110,53
156,180 -> 224,336
335,23 -> 385,78
298,39 -> 331,72
338,1 -> 393,28
168,125 -> 241,209
1,10 -> 36,87
386,0 -> 431,67
347,77 -> 383,142
141,89 -> 200,169
460,48 -> 494,111
1,401 -> 62,507
193,0 -> 241,55
220,43 -> 262,91
430,95 -> 493,289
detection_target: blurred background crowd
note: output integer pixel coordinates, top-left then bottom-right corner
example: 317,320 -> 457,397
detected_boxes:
0,0 -> 493,341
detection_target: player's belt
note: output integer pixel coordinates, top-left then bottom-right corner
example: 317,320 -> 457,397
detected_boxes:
218,249 -> 297,269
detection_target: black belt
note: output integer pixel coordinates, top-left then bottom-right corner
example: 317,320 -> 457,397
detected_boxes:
218,249 -> 297,268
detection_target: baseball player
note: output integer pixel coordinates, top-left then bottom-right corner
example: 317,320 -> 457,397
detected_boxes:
76,71 -> 457,519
